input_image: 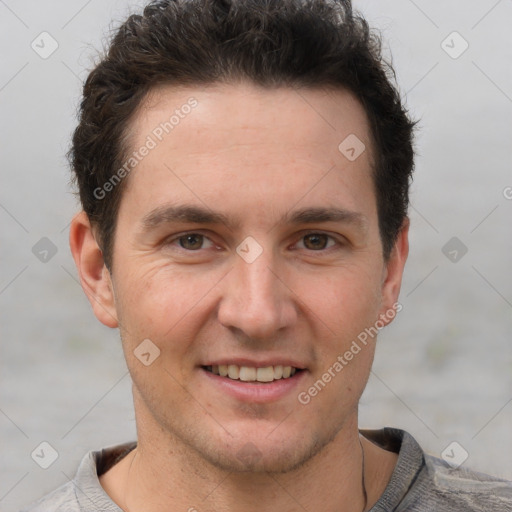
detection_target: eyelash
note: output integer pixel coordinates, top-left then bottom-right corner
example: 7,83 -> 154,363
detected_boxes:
165,231 -> 343,253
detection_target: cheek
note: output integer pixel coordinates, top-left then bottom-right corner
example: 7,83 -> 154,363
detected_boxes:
114,270 -> 208,397
294,263 -> 383,337
300,270 -> 380,403
113,263 -> 224,350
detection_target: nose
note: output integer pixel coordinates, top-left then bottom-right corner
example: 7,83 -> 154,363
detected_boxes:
217,249 -> 298,341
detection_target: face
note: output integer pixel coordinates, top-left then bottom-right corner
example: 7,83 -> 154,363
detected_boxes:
74,82 -> 408,473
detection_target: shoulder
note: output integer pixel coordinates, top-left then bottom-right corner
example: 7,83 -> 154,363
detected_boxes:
20,442 -> 136,512
412,452 -> 512,511
395,430 -> 512,511
363,428 -> 512,512
19,480 -> 79,512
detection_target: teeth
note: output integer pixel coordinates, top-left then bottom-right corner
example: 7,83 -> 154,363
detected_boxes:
206,364 -> 299,382
256,366 -> 275,382
239,367 -> 256,381
228,364 -> 240,379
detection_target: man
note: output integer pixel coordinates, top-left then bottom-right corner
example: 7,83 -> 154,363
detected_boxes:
23,0 -> 512,511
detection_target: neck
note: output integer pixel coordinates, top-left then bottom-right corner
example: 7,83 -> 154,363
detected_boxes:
100,396 -> 396,512
123,434 -> 365,512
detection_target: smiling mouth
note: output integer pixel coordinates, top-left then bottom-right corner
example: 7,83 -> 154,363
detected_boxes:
202,364 -> 303,383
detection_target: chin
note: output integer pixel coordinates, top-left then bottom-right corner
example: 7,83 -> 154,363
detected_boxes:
193,426 -> 337,475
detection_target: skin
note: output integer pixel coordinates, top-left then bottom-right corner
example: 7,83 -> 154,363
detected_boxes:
70,82 -> 409,512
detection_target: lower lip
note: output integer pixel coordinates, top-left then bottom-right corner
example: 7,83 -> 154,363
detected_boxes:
200,368 -> 307,403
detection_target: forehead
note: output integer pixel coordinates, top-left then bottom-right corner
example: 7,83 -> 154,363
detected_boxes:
133,81 -> 373,155
120,81 -> 376,227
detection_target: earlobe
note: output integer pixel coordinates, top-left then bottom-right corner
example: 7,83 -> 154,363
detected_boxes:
379,218 -> 410,324
69,211 -> 119,328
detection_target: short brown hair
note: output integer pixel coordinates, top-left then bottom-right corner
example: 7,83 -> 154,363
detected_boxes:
70,0 -> 416,269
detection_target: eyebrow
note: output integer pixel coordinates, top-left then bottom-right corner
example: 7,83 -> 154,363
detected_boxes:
284,207 -> 367,230
142,204 -> 237,230
141,204 -> 367,232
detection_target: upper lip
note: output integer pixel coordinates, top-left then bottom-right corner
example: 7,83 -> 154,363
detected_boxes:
201,358 -> 307,370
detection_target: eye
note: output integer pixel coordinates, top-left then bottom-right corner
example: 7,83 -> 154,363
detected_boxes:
175,233 -> 214,251
297,233 -> 337,251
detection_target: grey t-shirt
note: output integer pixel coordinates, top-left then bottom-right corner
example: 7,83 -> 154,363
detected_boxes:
21,428 -> 512,511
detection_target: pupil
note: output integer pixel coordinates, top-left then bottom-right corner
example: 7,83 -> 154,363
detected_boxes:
180,234 -> 203,250
305,234 -> 327,250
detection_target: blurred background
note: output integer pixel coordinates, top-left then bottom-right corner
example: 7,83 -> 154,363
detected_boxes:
1,1 -> 511,510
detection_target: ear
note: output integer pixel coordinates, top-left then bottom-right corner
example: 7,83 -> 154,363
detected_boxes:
378,218 -> 409,325
69,211 -> 118,328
